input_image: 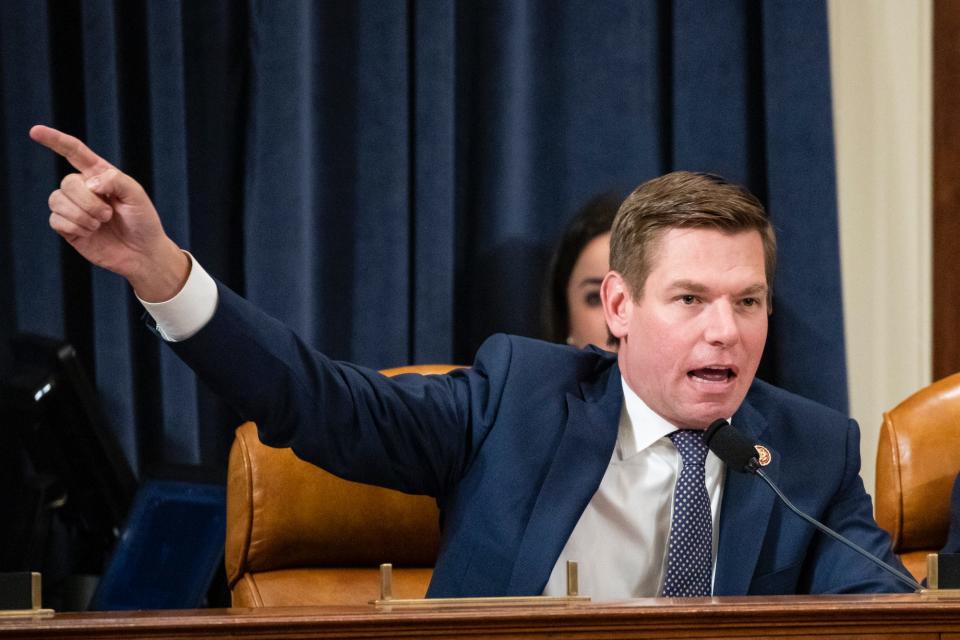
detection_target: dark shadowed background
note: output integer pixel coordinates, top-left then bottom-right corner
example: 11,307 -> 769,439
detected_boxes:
0,0 -> 845,476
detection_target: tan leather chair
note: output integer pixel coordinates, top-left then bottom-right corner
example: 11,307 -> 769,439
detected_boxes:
875,372 -> 960,581
225,364 -> 462,606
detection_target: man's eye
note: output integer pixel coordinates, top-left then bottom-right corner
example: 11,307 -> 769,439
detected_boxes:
584,292 -> 601,307
742,297 -> 759,307
680,295 -> 698,305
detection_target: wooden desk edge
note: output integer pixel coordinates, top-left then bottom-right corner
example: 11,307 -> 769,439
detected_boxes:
1,594 -> 958,639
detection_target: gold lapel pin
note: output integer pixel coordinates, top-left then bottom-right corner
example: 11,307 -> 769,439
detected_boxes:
754,444 -> 772,466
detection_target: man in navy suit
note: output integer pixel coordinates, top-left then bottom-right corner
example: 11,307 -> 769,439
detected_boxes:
31,125 -> 911,598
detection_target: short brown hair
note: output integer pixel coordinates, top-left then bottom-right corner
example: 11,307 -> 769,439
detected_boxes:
609,171 -> 776,303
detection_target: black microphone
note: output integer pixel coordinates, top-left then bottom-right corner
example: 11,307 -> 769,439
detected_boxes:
702,419 -> 921,592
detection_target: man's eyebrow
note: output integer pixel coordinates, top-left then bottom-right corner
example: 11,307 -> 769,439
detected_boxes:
738,283 -> 768,296
667,280 -> 768,296
668,280 -> 709,293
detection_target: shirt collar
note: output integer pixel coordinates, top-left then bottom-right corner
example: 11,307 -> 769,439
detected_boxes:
618,377 -> 678,460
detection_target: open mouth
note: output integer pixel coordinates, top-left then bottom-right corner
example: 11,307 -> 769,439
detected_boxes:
688,367 -> 736,383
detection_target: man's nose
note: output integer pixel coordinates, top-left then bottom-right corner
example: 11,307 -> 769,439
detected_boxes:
703,300 -> 740,347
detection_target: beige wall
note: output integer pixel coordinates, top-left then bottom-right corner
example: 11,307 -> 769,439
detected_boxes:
828,0 -> 932,496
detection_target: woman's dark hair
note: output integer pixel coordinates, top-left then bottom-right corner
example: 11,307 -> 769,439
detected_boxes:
541,192 -> 621,344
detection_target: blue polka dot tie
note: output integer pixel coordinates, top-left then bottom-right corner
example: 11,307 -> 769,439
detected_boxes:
661,429 -> 712,597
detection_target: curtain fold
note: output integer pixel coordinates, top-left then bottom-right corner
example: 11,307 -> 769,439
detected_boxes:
0,0 -> 847,474
761,1 -> 846,410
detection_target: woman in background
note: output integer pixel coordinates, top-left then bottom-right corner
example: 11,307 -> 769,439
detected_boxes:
541,193 -> 621,350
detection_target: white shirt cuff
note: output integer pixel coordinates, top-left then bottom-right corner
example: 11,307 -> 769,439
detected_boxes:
137,252 -> 218,342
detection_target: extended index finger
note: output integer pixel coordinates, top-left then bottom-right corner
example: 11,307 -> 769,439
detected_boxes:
29,125 -> 114,177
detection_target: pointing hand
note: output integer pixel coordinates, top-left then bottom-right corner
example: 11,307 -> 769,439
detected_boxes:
30,125 -> 189,301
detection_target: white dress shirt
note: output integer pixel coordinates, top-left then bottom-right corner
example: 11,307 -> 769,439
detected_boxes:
542,380 -> 725,600
140,254 -> 727,600
137,253 -> 217,341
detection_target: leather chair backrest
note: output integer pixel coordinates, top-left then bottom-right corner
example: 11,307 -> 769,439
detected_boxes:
225,364 -> 461,606
875,371 -> 960,581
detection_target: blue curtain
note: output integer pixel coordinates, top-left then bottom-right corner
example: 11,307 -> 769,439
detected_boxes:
0,0 -> 846,475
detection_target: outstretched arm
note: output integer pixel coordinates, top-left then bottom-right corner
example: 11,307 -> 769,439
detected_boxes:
29,124 -> 189,302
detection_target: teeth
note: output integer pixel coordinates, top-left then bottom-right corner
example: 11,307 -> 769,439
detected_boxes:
690,368 -> 732,382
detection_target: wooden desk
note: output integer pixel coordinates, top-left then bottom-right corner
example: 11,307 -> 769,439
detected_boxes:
1,594 -> 959,639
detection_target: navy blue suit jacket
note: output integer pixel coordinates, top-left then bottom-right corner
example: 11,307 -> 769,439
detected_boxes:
171,283 -> 910,596
943,473 -> 960,554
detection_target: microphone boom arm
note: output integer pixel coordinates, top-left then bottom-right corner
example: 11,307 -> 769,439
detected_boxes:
755,469 -> 922,592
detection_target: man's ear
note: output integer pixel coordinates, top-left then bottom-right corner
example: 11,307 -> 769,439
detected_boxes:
601,271 -> 631,339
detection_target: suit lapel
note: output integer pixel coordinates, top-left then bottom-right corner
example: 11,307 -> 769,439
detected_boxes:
714,397 -> 780,595
505,362 -> 622,595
